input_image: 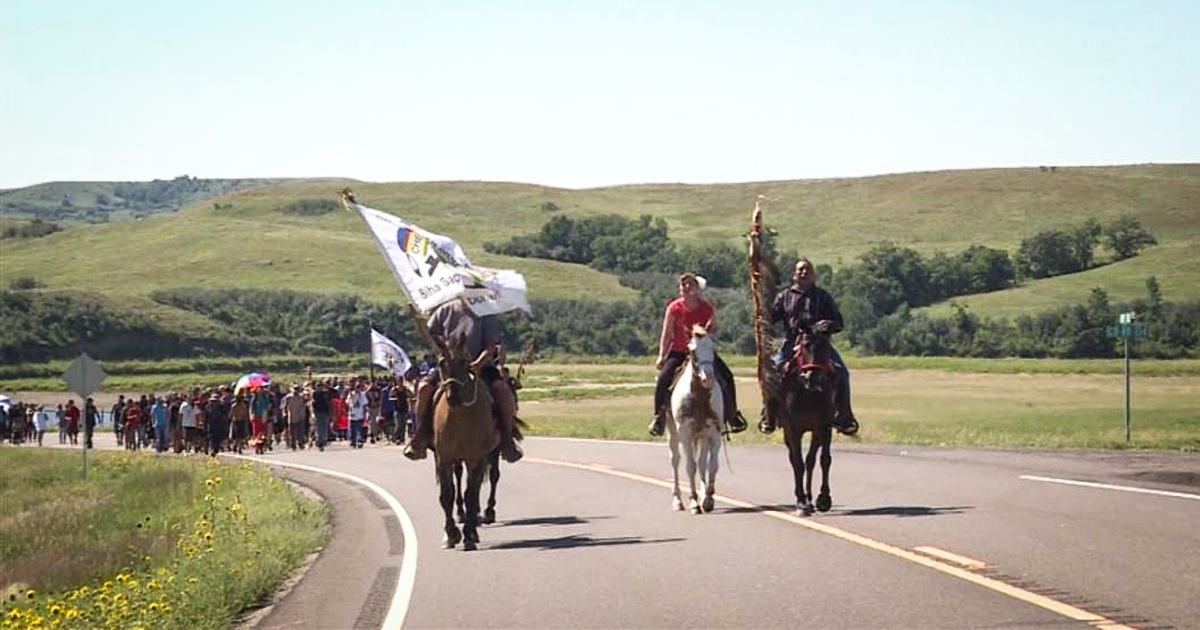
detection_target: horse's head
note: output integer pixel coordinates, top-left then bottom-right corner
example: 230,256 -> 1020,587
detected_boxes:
789,328 -> 834,392
687,325 -> 717,390
437,333 -> 487,409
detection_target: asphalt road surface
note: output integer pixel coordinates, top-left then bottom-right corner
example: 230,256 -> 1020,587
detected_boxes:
60,434 -> 1200,628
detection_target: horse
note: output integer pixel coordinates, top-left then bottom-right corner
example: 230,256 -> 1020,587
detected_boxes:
666,326 -> 725,514
431,336 -> 499,551
767,327 -> 837,516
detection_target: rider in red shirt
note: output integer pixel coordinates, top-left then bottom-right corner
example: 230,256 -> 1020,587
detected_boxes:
648,272 -> 747,436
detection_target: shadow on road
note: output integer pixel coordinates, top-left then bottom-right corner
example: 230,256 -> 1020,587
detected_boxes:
499,515 -> 614,527
721,504 -> 973,518
487,534 -> 684,551
831,505 -> 973,517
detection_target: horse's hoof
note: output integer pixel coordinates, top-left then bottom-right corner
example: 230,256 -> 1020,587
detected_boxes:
690,505 -> 701,515
462,539 -> 477,551
803,504 -> 816,516
816,494 -> 832,513
442,529 -> 462,549
481,509 -> 496,525
672,498 -> 685,511
702,496 -> 715,513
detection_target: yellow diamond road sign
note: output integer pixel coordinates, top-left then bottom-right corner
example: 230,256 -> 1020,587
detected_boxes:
63,353 -> 107,398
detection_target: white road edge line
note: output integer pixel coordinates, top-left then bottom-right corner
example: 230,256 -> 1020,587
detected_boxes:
1019,475 -> 1200,501
231,455 -> 418,629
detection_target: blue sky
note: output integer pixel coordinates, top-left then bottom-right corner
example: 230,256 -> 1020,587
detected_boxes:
2,0 -> 1197,189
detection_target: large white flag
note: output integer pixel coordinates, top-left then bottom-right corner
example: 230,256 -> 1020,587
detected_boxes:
352,201 -> 531,316
370,329 -> 412,375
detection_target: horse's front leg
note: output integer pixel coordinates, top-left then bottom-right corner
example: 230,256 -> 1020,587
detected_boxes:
684,433 -> 701,514
482,448 -> 500,524
784,428 -> 807,514
437,462 -> 462,548
700,435 -> 719,514
803,431 -> 820,516
668,425 -> 684,511
454,462 -> 467,523
461,460 -> 487,551
816,425 -> 833,513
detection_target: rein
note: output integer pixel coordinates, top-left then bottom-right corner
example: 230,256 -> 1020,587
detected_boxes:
440,374 -> 480,407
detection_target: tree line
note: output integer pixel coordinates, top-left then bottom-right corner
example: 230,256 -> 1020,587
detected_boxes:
2,279 -> 1196,366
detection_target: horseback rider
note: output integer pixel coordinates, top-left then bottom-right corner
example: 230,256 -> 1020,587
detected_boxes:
403,298 -> 523,463
649,272 -> 748,437
760,258 -> 859,436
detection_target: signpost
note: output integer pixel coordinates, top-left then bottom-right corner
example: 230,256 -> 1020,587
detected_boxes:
63,353 -> 107,479
1106,313 -> 1147,443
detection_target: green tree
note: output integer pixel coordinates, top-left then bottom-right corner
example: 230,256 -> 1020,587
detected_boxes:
1103,215 -> 1158,260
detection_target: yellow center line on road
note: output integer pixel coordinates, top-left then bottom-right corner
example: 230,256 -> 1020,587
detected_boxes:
527,456 -> 1135,630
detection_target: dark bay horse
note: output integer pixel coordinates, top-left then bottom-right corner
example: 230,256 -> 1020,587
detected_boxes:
767,328 -> 837,516
432,337 -> 499,551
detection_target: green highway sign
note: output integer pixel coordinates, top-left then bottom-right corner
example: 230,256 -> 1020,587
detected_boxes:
1107,324 -> 1148,339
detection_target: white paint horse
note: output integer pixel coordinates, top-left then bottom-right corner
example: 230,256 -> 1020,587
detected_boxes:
666,326 -> 725,514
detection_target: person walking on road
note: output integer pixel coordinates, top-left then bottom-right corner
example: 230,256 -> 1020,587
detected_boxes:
348,381 -> 368,449
83,398 -> 98,449
152,397 -> 170,453
309,382 -> 331,451
284,385 -> 308,450
33,405 -> 50,447
204,392 -> 228,456
64,400 -> 81,447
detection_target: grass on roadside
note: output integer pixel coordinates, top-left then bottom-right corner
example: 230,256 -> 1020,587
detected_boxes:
0,450 -> 328,629
520,370 -> 1200,451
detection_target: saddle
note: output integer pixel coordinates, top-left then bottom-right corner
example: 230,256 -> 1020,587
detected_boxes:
667,359 -> 732,395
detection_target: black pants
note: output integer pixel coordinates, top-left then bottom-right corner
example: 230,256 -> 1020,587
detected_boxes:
654,351 -> 737,417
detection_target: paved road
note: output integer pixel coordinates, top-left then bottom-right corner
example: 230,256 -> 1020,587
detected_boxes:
53,434 -> 1200,628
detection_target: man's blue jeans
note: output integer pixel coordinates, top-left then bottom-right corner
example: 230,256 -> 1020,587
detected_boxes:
350,419 -> 364,447
314,412 -> 330,447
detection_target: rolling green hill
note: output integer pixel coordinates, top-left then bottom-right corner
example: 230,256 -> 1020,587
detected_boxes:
1,164 -> 1197,334
0,176 -> 288,223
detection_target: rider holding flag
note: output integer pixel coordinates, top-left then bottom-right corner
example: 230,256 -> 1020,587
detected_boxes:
760,258 -> 859,436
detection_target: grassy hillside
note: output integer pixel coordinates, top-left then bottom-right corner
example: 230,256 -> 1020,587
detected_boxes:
1,164 -> 1197,329
0,177 -> 287,222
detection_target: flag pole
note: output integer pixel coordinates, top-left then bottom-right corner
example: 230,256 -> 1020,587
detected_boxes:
368,318 -> 376,381
748,196 -> 773,418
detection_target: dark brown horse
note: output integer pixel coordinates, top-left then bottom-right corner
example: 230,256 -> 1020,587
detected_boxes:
432,336 -> 499,551
766,328 -> 837,516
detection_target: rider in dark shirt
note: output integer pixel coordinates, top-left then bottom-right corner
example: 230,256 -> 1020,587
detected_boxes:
760,258 -> 859,436
403,299 -> 523,463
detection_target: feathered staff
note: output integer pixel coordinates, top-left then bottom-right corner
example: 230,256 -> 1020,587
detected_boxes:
747,196 -> 781,410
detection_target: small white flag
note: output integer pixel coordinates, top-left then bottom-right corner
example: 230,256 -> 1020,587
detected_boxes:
352,201 -> 531,316
370,329 -> 412,375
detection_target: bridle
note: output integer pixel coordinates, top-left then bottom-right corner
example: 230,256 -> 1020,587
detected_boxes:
440,373 -> 479,407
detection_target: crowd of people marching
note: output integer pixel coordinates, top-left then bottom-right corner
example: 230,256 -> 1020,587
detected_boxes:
0,353 -> 522,456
